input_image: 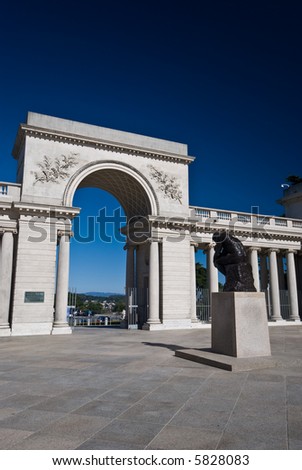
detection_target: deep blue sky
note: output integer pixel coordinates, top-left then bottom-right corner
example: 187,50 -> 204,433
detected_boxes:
0,1 -> 301,292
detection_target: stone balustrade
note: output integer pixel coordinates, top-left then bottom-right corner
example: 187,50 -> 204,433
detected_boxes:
190,206 -> 302,232
0,182 -> 21,202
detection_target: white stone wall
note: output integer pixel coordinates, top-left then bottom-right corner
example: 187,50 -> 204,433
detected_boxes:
16,113 -> 192,217
160,235 -> 191,327
9,113 -> 196,334
11,216 -> 57,335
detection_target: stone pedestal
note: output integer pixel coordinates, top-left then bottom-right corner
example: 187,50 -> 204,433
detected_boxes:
211,292 -> 271,357
175,292 -> 274,371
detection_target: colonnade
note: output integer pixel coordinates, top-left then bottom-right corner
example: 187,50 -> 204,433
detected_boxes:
1,228 -> 301,334
200,244 -> 301,322
255,247 -> 300,321
123,239 -> 301,327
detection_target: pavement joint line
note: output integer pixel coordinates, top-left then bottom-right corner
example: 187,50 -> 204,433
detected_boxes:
285,375 -> 290,450
214,371 -> 249,450
76,356 -> 203,449
144,369 -> 218,450
76,361 -> 188,449
0,358 -> 181,442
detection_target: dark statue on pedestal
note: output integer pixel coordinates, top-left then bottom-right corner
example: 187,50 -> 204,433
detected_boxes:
213,231 -> 256,292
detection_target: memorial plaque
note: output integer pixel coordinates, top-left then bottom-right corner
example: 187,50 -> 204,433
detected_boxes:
24,291 -> 45,303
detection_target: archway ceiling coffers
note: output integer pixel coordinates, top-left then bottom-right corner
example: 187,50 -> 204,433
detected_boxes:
77,169 -> 151,219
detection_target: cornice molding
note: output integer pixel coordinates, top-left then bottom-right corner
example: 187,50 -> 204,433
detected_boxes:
12,124 -> 195,165
0,201 -> 13,211
148,216 -> 302,244
12,202 -> 80,218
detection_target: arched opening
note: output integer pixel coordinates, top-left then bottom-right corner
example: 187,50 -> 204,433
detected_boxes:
77,168 -> 153,219
69,187 -> 126,299
63,164 -> 158,329
64,161 -> 159,217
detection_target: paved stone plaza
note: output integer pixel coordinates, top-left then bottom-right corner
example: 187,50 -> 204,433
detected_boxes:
0,325 -> 301,450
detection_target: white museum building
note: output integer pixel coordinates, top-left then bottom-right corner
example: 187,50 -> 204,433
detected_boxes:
0,112 -> 301,336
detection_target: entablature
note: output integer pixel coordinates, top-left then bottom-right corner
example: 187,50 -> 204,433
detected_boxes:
13,202 -> 80,219
13,123 -> 196,165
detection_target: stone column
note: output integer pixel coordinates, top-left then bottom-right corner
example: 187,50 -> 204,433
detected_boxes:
206,244 -> 219,294
268,249 -> 282,321
206,243 -> 219,321
53,231 -> 72,334
260,253 -> 268,290
248,247 -> 260,292
147,239 -> 160,325
296,253 -> 302,314
0,231 -> 14,336
190,242 -> 198,322
286,250 -> 300,321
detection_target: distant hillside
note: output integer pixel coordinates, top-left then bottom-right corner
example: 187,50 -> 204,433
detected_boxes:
83,292 -> 124,297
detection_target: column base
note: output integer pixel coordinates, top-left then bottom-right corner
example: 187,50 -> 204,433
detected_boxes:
11,322 -> 53,336
143,319 -> 199,330
142,321 -> 162,331
52,322 -> 72,335
0,325 -> 11,336
119,319 -> 128,329
190,321 -> 210,329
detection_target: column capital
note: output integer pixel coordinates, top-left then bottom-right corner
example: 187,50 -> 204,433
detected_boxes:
0,228 -> 17,235
57,230 -> 72,238
123,242 -> 135,251
268,248 -> 280,254
286,249 -> 297,255
147,237 -> 162,244
203,243 -> 215,254
247,246 -> 261,252
190,241 -> 199,249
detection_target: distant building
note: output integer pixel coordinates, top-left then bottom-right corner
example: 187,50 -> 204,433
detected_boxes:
278,182 -> 302,219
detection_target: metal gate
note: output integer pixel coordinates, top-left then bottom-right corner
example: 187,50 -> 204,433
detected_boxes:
196,288 -> 211,323
127,287 -> 138,329
195,288 -> 294,322
126,287 -> 149,329
280,289 -> 290,319
262,288 -> 291,320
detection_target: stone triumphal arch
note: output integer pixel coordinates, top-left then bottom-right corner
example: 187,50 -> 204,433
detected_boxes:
0,112 -> 301,335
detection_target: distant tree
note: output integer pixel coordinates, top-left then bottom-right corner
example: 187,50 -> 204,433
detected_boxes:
196,262 -> 207,288
286,175 -> 302,185
113,300 -> 126,313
